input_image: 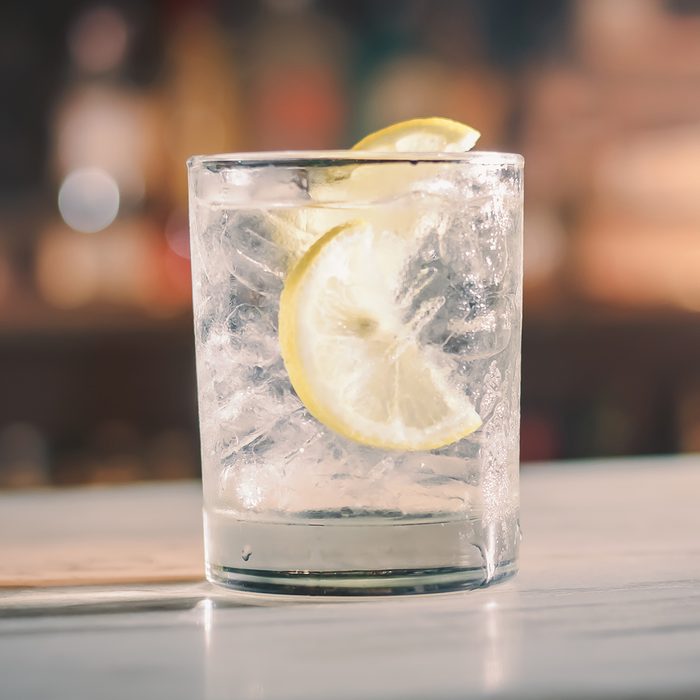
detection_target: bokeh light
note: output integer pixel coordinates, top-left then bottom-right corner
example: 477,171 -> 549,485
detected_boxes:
57,167 -> 120,233
68,5 -> 129,74
164,210 -> 190,260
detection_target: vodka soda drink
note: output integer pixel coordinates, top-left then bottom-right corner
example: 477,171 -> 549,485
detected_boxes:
188,119 -> 523,594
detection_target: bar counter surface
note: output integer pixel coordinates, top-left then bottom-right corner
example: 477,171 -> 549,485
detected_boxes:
1,455 -> 699,700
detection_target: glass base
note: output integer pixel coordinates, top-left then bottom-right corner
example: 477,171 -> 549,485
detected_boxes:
207,561 -> 517,596
204,508 -> 519,596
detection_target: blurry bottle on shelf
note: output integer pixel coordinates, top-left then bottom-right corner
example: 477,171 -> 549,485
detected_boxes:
244,5 -> 348,149
361,55 -> 510,150
162,11 -> 244,207
53,85 -> 163,210
55,4 -> 164,213
354,2 -> 511,148
520,65 -> 600,206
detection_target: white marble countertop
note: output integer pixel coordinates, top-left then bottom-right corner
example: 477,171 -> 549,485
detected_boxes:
1,455 -> 700,699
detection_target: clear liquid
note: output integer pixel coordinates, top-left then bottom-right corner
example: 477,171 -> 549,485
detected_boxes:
205,508 -> 520,594
190,159 -> 523,594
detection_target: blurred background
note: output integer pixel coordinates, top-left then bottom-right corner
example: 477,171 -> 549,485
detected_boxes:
1,0 -> 700,488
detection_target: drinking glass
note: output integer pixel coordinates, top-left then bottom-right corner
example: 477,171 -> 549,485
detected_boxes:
188,151 -> 523,594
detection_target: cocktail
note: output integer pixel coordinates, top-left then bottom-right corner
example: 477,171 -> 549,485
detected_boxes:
188,119 -> 523,594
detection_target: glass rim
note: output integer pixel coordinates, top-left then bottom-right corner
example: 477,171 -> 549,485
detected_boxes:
187,150 -> 524,169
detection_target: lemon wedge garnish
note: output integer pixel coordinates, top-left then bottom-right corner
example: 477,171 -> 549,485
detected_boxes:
279,221 -> 482,451
352,116 -> 480,153
273,117 -> 481,263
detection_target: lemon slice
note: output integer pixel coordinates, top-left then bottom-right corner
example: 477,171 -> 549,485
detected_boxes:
352,116 -> 480,153
279,221 -> 482,451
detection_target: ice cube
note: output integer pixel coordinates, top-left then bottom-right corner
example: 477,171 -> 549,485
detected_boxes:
439,294 -> 515,360
217,409 -> 323,512
220,211 -> 289,297
194,164 -> 310,209
224,304 -> 279,367
438,193 -> 519,290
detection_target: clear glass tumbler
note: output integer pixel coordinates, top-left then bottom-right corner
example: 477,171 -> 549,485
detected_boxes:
188,151 -> 523,594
